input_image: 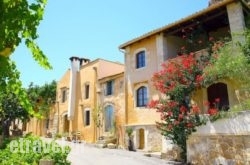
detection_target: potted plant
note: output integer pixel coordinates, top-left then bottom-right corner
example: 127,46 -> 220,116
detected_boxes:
62,132 -> 69,141
126,127 -> 135,151
39,155 -> 54,165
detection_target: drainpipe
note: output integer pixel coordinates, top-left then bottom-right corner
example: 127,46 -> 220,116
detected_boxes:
119,48 -> 128,125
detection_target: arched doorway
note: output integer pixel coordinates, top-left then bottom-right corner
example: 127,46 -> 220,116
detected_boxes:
138,128 -> 145,149
207,82 -> 229,110
135,128 -> 145,150
104,105 -> 114,132
63,114 -> 69,133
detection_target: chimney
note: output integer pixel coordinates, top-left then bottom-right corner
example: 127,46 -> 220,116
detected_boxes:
68,56 -> 80,120
79,57 -> 90,66
69,56 -> 81,71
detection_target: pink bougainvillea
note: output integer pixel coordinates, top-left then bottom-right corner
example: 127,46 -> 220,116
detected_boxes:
148,36 -> 225,161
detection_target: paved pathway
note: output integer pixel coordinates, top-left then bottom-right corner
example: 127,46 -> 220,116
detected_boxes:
53,140 -> 180,165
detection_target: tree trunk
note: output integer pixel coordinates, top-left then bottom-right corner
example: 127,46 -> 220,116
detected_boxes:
2,119 -> 11,138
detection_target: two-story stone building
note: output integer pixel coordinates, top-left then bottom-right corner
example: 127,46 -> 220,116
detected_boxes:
27,58 -> 125,146
119,0 -> 250,153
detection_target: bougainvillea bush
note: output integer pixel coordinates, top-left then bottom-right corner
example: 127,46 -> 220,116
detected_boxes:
148,52 -> 211,160
148,29 -> 250,161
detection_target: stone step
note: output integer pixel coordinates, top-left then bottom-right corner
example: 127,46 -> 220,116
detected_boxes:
143,152 -> 161,159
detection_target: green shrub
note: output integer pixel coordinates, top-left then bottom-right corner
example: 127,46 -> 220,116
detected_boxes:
0,137 -> 14,149
0,135 -> 71,165
125,127 -> 133,138
55,133 -> 62,139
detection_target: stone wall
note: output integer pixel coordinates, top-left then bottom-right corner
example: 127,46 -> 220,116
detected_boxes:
187,134 -> 250,164
125,124 -> 162,152
146,125 -> 162,152
187,111 -> 250,164
227,1 -> 245,43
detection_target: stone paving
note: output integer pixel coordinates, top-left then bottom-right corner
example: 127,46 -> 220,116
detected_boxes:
51,139 -> 181,165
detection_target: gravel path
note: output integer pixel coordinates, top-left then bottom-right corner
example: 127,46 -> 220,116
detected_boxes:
51,139 -> 181,165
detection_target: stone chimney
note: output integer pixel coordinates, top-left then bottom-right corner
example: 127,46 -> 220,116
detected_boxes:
68,56 -> 80,120
79,57 -> 90,66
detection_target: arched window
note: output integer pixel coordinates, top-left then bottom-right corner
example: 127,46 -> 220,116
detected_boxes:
104,105 -> 114,132
207,82 -> 229,110
136,86 -> 148,107
136,51 -> 145,68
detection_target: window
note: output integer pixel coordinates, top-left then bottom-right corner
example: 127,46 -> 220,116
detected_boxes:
104,105 -> 114,132
136,51 -> 145,68
106,80 -> 114,96
84,84 -> 90,99
61,88 -> 67,103
84,110 -> 90,126
136,86 -> 148,107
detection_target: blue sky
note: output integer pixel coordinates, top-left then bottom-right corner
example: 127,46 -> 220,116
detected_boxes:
11,0 -> 209,87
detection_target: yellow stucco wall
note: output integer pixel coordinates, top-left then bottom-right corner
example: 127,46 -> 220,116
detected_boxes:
76,62 -> 97,143
26,118 -> 45,136
26,104 -> 56,137
99,73 -> 125,145
125,36 -> 161,125
192,79 -> 243,114
56,70 -> 71,136
31,59 -> 126,144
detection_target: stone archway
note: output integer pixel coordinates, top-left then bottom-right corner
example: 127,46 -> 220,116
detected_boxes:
104,105 -> 114,132
207,82 -> 229,110
135,128 -> 145,150
138,128 -> 145,149
63,114 -> 69,133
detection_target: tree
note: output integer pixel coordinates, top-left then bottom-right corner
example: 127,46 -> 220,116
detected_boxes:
0,0 -> 51,68
0,80 -> 57,138
148,53 -> 208,161
26,80 -> 57,117
0,0 -> 51,118
0,91 -> 30,138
